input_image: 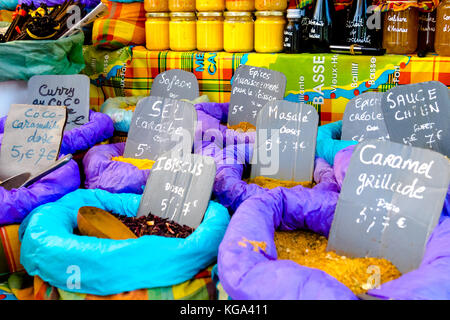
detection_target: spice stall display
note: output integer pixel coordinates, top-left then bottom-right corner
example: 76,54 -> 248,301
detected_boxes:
198,140 -> 337,212
18,188 -> 230,296
217,182 -> 450,299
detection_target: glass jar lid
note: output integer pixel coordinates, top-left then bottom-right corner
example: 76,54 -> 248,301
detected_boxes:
286,9 -> 301,18
170,12 -> 196,18
146,12 -> 170,18
197,11 -> 223,17
254,11 -> 285,17
223,11 -> 253,17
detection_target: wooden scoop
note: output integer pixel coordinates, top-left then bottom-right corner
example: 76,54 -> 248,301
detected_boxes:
77,206 -> 137,240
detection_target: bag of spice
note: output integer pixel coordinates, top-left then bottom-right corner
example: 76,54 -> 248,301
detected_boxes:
217,182 -> 450,299
195,102 -> 256,149
316,120 -> 358,166
83,142 -> 153,193
18,188 -> 230,296
0,155 -> 80,226
198,140 -> 340,212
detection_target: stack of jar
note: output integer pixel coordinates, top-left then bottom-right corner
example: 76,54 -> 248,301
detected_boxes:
144,0 -> 289,53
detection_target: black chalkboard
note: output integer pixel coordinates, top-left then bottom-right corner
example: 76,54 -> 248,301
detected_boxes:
150,69 -> 199,101
27,75 -> 90,132
381,81 -> 450,157
123,96 -> 197,161
228,65 -> 287,126
327,140 -> 450,274
136,153 -> 216,229
0,104 -> 66,180
250,100 -> 318,182
342,92 -> 390,142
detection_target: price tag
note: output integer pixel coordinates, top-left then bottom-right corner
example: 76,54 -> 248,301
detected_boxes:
0,104 -> 66,180
381,81 -> 450,157
228,65 -> 287,126
123,96 -> 197,161
150,69 -> 199,101
327,140 -> 450,273
342,92 -> 390,142
27,75 -> 90,132
250,100 -> 318,182
137,153 -> 216,229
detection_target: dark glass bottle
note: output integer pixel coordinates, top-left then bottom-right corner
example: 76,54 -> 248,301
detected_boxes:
307,0 -> 336,52
418,10 -> 436,54
344,0 -> 382,47
284,9 -> 302,53
334,0 -> 352,45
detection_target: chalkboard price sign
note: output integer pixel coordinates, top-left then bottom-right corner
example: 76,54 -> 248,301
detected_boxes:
27,75 -> 90,132
250,100 -> 319,182
0,104 -> 66,180
124,96 -> 197,161
137,153 -> 216,229
150,69 -> 200,101
381,81 -> 450,157
327,140 -> 450,274
342,92 -> 390,142
228,65 -> 287,126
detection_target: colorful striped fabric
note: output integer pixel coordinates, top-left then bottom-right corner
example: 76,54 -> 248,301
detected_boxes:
92,0 -> 146,49
0,225 -> 23,277
83,46 -> 450,125
0,266 -> 217,300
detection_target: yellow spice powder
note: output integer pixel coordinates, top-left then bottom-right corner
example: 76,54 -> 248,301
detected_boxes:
274,230 -> 402,295
227,122 -> 256,132
248,176 -> 314,189
112,156 -> 155,170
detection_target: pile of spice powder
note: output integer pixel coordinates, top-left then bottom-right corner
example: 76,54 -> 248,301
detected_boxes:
112,213 -> 194,238
248,176 -> 314,189
227,122 -> 256,132
274,230 -> 402,295
112,156 -> 155,170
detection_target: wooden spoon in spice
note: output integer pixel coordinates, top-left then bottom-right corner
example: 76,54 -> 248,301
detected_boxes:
77,206 -> 137,240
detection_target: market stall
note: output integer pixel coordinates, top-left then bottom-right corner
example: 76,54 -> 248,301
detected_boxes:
0,0 -> 449,304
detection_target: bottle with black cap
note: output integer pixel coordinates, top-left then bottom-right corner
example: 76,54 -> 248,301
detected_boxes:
307,0 -> 336,52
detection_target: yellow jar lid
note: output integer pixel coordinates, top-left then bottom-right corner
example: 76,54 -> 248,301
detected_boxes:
254,11 -> 285,16
170,12 -> 196,17
146,12 -> 170,18
223,11 -> 253,17
197,11 -> 223,17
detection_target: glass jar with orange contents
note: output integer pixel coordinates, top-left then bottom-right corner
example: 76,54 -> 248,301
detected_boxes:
223,11 -> 254,52
382,4 -> 419,54
145,13 -> 170,50
226,0 -> 255,11
255,0 -> 287,11
197,12 -> 224,51
144,0 -> 169,12
435,0 -> 450,56
254,11 -> 286,52
169,12 -> 197,51
196,0 -> 225,11
169,0 -> 196,11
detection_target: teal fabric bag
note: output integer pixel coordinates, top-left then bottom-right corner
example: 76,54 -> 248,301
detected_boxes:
19,189 -> 230,296
0,32 -> 85,81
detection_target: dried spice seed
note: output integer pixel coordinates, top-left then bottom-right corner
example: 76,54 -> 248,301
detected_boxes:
111,212 -> 195,238
274,230 -> 402,295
